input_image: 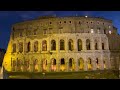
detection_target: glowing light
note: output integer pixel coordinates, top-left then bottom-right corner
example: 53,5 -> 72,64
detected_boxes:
85,16 -> 88,18
109,30 -> 112,34
91,29 -> 94,33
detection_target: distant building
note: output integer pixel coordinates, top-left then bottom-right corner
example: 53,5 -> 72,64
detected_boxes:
2,16 -> 120,72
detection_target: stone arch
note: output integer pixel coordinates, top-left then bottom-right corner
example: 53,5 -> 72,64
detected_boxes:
78,58 -> 84,70
51,40 -> 56,50
87,58 -> 92,70
12,43 -> 16,53
86,39 -> 91,50
24,60 -> 30,72
69,58 -> 75,71
12,60 -> 16,71
51,58 -> 57,71
68,39 -> 74,51
27,41 -> 31,52
96,58 -> 100,69
42,40 -> 47,51
19,42 -> 23,53
60,39 -> 65,50
34,41 -> 38,52
60,58 -> 65,71
33,59 -> 39,72
77,39 -> 82,51
17,59 -> 22,71
42,59 -> 47,71
103,57 -> 107,69
102,43 -> 105,50
95,39 -> 98,50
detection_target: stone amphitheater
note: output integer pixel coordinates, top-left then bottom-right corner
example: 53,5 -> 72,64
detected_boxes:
2,16 -> 120,73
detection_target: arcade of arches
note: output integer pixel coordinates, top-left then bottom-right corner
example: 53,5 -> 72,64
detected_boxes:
11,57 -> 109,72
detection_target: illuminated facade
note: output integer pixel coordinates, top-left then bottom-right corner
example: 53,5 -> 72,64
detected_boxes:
3,16 -> 120,72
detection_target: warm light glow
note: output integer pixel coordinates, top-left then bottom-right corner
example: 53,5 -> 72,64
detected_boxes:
88,64 -> 92,70
2,37 -> 13,71
91,29 -> 94,33
51,65 -> 56,71
85,16 -> 88,18
60,65 -> 65,71
109,30 -> 112,34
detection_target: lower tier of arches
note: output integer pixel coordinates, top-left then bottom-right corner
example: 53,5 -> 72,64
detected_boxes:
11,57 -> 110,72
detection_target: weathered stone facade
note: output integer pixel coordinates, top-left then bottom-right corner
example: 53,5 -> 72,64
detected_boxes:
2,16 -> 120,72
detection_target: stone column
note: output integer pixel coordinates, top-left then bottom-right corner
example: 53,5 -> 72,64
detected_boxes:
116,57 -> 119,70
57,38 -> 59,53
65,38 -> 68,52
107,56 -> 111,69
31,41 -> 34,53
66,61 -> 69,72
84,57 -> 87,71
106,39 -> 109,50
91,38 -> 95,50
23,39 -> 26,54
74,38 -> 77,52
99,37 -> 102,50
56,60 -> 60,72
75,60 -> 79,71
16,40 -> 19,53
82,39 -> 86,51
48,38 -> 51,51
110,57 -> 114,69
30,59 -> 33,72
40,61 -> 43,72
100,55 -> 104,70
92,59 -> 96,70
38,61 -> 40,72
47,63 -> 51,72
38,40 -> 40,52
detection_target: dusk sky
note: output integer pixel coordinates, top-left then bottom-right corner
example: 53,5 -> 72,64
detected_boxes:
0,11 -> 120,50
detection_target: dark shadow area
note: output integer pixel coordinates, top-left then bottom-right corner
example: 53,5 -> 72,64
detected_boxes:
0,48 -> 6,66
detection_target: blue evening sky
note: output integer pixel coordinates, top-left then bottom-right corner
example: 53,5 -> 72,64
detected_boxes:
0,11 -> 120,50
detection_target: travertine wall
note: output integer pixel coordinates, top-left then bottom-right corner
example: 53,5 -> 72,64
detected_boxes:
2,16 -> 119,72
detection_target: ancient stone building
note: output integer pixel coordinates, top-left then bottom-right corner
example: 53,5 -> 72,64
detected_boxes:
2,16 -> 120,72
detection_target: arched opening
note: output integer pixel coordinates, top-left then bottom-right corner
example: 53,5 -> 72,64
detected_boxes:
13,44 -> 16,53
42,59 -> 47,71
104,29 -> 106,34
77,39 -> 82,51
103,60 -> 106,69
87,58 -> 92,70
86,39 -> 90,50
96,58 -> 99,69
60,58 -> 65,71
69,58 -> 75,71
12,60 -> 16,71
17,59 -> 21,71
51,58 -> 56,71
68,39 -> 74,51
24,60 -> 29,72
95,40 -> 98,50
27,42 -> 31,52
78,58 -> 84,70
33,59 -> 38,72
19,42 -> 23,53
60,39 -> 65,50
34,41 -> 38,52
42,40 -> 47,51
51,40 -> 56,50
102,43 -> 105,50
